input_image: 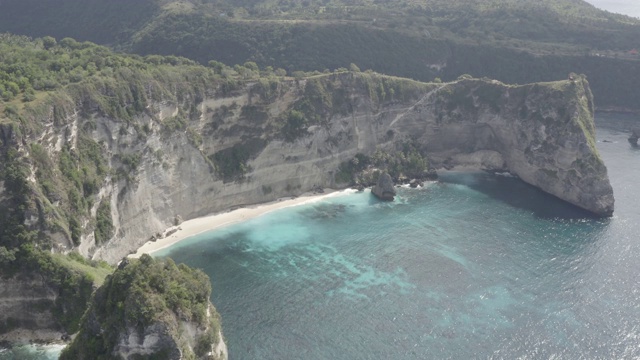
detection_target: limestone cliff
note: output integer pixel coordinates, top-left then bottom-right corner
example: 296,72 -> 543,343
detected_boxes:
60,255 -> 227,360
0,275 -> 60,343
1,72 -> 613,265
408,76 -> 614,216
0,251 -> 112,344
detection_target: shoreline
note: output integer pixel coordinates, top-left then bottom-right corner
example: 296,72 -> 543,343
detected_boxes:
130,188 -> 355,258
595,107 -> 640,116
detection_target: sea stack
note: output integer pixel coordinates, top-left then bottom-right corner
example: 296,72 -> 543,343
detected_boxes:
60,255 -> 227,360
372,173 -> 396,201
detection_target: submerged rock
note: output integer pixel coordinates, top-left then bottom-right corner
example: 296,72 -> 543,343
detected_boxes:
629,128 -> 640,147
352,183 -> 365,192
372,173 -> 396,201
422,170 -> 439,181
409,179 -> 423,188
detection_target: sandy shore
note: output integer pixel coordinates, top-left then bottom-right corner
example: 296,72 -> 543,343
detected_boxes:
130,189 -> 355,258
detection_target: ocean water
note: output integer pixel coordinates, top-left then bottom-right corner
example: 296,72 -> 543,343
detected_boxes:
155,113 -> 640,359
0,344 -> 64,360
3,113 -> 639,359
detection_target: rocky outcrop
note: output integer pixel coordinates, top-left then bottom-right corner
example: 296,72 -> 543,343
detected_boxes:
5,72 -> 614,264
372,173 -> 396,200
409,179 -> 423,188
103,304 -> 226,360
60,255 -> 227,360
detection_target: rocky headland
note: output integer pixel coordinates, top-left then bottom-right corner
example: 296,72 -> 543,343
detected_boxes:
59,255 -> 227,360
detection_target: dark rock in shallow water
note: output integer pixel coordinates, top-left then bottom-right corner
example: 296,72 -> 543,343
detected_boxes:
409,179 -> 424,188
629,129 -> 640,147
423,169 -> 438,181
372,173 -> 396,201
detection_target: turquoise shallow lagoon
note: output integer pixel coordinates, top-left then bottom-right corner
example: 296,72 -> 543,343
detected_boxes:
156,114 -> 640,359
3,113 -> 639,359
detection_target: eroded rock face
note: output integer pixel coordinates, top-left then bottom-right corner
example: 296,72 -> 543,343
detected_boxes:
107,305 -> 226,360
9,73 -> 614,263
0,275 -> 61,343
372,173 -> 396,201
411,77 -> 615,217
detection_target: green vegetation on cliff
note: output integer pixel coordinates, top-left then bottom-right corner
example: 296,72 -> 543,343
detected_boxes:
0,34 -> 218,250
0,34 -> 317,339
2,0 -> 639,52
1,0 -> 639,110
0,139 -> 111,336
336,142 -> 430,185
0,35 -> 225,336
0,35 -> 367,252
0,244 -> 112,334
61,255 -> 222,360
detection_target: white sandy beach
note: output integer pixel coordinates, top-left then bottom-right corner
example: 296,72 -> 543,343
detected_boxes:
130,189 -> 356,258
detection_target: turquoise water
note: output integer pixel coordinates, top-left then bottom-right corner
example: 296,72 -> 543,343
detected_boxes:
3,113 -> 639,358
0,345 -> 64,360
155,113 -> 640,359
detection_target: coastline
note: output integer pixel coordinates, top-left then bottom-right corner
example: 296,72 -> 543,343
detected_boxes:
595,107 -> 640,115
130,188 -> 355,258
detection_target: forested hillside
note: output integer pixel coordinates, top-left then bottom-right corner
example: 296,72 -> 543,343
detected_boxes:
0,35 -> 230,338
1,0 -> 639,110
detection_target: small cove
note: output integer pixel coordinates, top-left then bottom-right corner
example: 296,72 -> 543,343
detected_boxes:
154,113 -> 640,359
3,112 -> 639,359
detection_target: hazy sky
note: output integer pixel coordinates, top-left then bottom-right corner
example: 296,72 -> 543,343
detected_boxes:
584,0 -> 640,18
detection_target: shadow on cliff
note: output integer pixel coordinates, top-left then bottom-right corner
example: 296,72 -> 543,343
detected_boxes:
437,171 -> 602,220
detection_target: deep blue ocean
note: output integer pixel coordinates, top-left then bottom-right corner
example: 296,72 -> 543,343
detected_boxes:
3,112 -> 639,359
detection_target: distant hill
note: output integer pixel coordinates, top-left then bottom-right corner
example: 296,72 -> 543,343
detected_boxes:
3,0 -> 639,51
0,0 -> 639,110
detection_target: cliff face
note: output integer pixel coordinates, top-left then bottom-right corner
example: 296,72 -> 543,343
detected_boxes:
4,72 -> 613,264
400,77 -> 614,216
0,275 -> 61,343
0,251 -> 111,344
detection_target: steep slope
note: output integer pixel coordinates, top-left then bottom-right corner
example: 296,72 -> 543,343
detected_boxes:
0,251 -> 112,343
